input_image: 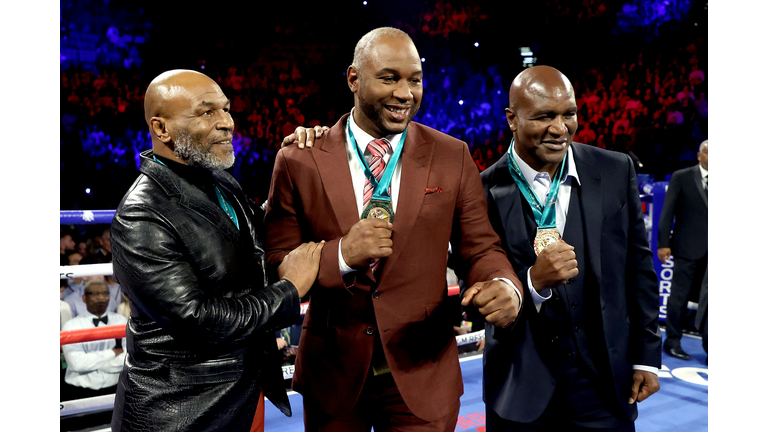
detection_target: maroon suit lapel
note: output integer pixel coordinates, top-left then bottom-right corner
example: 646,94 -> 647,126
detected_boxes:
379,123 -> 435,281
315,114 -> 361,237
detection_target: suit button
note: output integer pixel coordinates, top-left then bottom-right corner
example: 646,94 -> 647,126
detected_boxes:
567,352 -> 575,358
372,291 -> 380,299
574,326 -> 580,332
566,278 -> 575,284
366,327 -> 375,335
551,335 -> 559,343
571,302 -> 578,309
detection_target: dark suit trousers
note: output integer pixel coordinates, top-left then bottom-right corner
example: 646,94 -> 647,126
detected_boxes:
665,254 -> 707,343
302,370 -> 460,432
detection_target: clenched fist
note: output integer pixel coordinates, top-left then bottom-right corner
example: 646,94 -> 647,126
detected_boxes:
341,219 -> 393,268
461,280 -> 520,328
530,240 -> 578,291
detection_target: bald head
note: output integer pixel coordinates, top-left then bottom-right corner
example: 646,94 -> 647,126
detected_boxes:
505,66 -> 578,177
143,69 -> 235,170
698,140 -> 708,170
508,66 -> 575,111
352,27 -> 415,71
144,69 -> 219,125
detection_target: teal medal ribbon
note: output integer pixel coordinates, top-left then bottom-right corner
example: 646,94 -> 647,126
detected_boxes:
153,155 -> 239,230
214,186 -> 239,230
346,117 -> 407,223
506,139 -> 567,255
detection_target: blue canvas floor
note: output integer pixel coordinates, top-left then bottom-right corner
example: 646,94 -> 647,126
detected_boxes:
265,331 -> 707,431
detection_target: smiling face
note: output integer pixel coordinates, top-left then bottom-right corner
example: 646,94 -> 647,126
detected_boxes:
507,67 -> 578,177
146,70 -> 235,170
348,34 -> 423,138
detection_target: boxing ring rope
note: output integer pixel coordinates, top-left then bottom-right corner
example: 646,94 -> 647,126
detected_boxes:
60,209 -> 485,421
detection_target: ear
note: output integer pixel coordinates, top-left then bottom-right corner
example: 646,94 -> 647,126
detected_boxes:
150,117 -> 172,144
347,65 -> 359,93
505,108 -> 518,132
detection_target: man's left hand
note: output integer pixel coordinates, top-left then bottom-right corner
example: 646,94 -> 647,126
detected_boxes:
628,370 -> 660,404
461,280 -> 520,328
281,125 -> 330,149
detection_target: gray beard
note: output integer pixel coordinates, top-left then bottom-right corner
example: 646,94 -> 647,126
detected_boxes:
173,130 -> 235,171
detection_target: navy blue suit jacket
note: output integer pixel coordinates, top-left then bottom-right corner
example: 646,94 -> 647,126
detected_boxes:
480,143 -> 661,423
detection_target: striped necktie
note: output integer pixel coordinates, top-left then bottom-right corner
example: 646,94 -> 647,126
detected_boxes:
363,139 -> 391,208
363,139 -> 391,272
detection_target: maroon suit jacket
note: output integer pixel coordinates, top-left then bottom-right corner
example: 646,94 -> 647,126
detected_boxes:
264,114 -> 521,421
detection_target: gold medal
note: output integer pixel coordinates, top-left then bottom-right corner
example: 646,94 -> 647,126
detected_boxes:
362,199 -> 394,223
533,227 -> 560,255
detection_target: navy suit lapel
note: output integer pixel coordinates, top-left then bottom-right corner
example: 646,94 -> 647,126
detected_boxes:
690,166 -> 708,208
571,144 -> 603,288
488,157 -> 537,263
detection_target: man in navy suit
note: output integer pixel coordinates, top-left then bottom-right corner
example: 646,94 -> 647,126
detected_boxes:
478,66 -> 661,431
657,140 -> 708,360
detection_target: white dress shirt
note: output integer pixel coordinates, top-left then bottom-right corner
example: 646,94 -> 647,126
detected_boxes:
511,145 -> 657,375
510,144 -> 579,310
338,110 -> 521,310
338,109 -> 405,275
62,310 -> 127,390
699,164 -> 708,189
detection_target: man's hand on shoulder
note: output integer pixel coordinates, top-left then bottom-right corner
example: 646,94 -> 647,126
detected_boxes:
281,125 -> 330,149
461,280 -> 520,328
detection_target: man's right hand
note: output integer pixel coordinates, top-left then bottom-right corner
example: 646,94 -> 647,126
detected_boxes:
530,240 -> 578,291
341,219 -> 393,268
281,125 -> 330,149
279,241 -> 325,297
113,348 -> 123,356
657,248 -> 672,264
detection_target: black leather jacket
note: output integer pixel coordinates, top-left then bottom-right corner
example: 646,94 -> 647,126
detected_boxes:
110,150 -> 300,431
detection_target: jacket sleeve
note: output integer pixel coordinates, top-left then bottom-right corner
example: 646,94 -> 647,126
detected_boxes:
656,171 -> 682,249
623,155 -> 662,368
450,144 -> 524,300
111,204 -> 301,346
264,149 -> 352,290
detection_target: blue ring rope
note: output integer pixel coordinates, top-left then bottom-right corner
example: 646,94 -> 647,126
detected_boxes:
60,210 -> 116,225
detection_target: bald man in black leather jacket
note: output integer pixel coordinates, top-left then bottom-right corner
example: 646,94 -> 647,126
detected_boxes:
110,69 -> 323,432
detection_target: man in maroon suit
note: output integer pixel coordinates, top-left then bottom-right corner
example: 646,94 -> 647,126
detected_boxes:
265,27 -> 523,431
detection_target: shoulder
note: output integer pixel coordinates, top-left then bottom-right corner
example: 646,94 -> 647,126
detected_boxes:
410,122 -> 467,150
572,142 -> 632,176
480,154 -> 509,185
62,315 -> 89,331
107,311 -> 128,324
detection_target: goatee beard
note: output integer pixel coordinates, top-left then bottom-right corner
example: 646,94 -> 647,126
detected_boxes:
173,130 -> 235,171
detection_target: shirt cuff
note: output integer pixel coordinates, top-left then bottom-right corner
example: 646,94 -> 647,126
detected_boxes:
632,365 -> 659,376
338,238 -> 355,276
493,277 -> 522,312
527,267 -> 552,313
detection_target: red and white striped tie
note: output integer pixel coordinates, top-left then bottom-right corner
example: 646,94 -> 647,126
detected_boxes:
363,138 -> 391,273
363,139 -> 391,208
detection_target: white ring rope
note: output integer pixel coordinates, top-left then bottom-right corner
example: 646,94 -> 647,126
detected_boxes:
61,263 -> 113,279
61,329 -> 486,417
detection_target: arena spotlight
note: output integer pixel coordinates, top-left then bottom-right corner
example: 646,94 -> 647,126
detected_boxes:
459,100 -> 464,105
363,1 -> 367,4
519,47 -> 537,68
474,42 -> 479,47
421,58 -> 425,62
85,188 -> 91,194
